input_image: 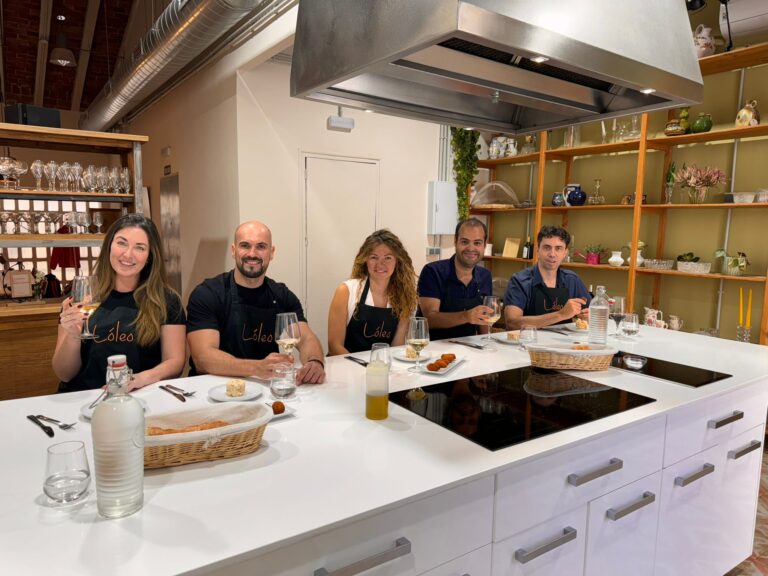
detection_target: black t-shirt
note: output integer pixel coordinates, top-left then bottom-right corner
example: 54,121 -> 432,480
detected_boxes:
186,272 -> 306,371
58,289 -> 186,393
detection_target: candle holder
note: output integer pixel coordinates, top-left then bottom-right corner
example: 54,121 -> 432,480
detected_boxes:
735,324 -> 751,343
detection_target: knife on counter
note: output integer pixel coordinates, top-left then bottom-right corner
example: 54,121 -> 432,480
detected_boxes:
159,385 -> 186,402
447,340 -> 486,350
27,414 -> 54,437
344,355 -> 368,367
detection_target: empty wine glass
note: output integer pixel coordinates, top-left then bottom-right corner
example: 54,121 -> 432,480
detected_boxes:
97,166 -> 109,193
120,167 -> 131,195
519,325 -> 538,349
0,157 -> 14,189
10,160 -> 28,189
9,212 -> 23,234
70,162 -> 83,192
275,312 -> 301,355
70,276 -> 100,339
406,316 -> 430,372
30,160 -> 44,190
0,212 -> 10,234
77,212 -> 91,234
92,212 -> 104,233
620,313 -> 640,340
609,296 -> 626,339
482,295 -> 501,342
56,163 -> 70,192
29,212 -> 46,234
44,160 -> 58,191
82,165 -> 96,193
108,167 -> 119,194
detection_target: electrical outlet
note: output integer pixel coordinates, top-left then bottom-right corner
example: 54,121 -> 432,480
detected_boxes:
426,247 -> 441,256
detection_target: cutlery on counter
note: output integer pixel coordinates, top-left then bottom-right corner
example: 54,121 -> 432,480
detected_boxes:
344,355 -> 368,367
88,389 -> 107,409
159,385 -> 186,402
164,384 -> 196,397
35,415 -> 76,430
27,415 -> 54,437
447,340 -> 486,350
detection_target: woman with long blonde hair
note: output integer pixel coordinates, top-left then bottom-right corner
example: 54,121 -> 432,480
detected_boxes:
328,229 -> 417,355
53,213 -> 186,392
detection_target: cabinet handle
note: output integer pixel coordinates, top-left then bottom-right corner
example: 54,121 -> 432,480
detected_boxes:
674,463 -> 715,487
707,410 -> 744,429
313,537 -> 411,576
606,491 -> 656,521
728,440 -> 762,460
567,458 -> 623,486
514,526 -> 577,564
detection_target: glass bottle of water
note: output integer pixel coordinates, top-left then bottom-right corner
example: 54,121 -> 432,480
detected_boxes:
588,285 -> 609,345
91,355 -> 144,519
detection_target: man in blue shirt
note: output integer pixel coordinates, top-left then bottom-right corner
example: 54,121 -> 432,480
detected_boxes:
504,226 -> 591,330
418,218 -> 493,340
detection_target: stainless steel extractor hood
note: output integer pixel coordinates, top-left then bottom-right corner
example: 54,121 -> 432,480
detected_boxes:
290,0 -> 704,134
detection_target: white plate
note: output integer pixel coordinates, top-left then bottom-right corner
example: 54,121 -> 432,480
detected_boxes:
266,403 -> 296,421
560,322 -> 589,333
208,383 -> 263,402
393,350 -> 431,363
491,332 -> 522,346
80,396 -> 149,420
419,357 -> 465,376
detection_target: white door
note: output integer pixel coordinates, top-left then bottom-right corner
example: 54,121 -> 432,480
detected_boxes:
303,154 -> 379,353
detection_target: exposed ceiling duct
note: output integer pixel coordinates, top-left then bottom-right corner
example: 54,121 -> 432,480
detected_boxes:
80,0 -> 279,132
291,0 -> 704,134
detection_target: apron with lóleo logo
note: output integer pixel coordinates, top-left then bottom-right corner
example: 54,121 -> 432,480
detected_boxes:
222,272 -> 280,360
428,285 -> 483,341
527,283 -> 572,325
344,279 -> 399,353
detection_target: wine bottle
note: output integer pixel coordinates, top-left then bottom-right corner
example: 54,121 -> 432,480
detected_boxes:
522,236 -> 533,259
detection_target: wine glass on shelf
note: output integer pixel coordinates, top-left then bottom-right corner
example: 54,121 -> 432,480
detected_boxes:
70,162 -> 83,192
30,160 -> 44,190
77,212 -> 91,234
609,296 -> 626,339
70,276 -> 100,340
10,160 -> 27,190
92,212 -> 104,234
620,313 -> 640,340
406,316 -> 430,373
482,295 -> 501,342
0,212 -> 10,234
109,167 -> 119,194
56,163 -> 70,192
120,167 -> 131,195
275,312 -> 301,355
44,161 -> 57,191
0,157 -> 14,189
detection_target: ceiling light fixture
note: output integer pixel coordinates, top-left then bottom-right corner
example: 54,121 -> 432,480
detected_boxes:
641,88 -> 656,94
49,32 -> 77,67
530,55 -> 549,63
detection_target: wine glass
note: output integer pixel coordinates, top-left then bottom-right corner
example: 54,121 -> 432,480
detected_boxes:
57,163 -> 70,192
82,165 -> 96,193
78,212 -> 91,234
30,160 -> 44,190
120,167 -> 131,195
10,160 -> 28,189
609,296 -> 626,339
482,295 -> 501,342
92,212 -> 104,234
109,167 -> 120,194
0,212 -> 10,234
275,312 -> 301,355
406,316 -> 430,372
70,276 -> 100,340
519,325 -> 538,349
70,162 -> 83,192
620,313 -> 640,340
44,160 -> 58,191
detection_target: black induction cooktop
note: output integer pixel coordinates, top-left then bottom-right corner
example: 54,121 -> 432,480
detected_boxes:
611,351 -> 732,388
389,367 -> 655,452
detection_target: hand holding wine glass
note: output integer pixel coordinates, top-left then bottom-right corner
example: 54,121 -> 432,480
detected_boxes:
70,276 -> 100,340
406,316 -> 430,372
275,312 -> 301,355
482,296 -> 501,341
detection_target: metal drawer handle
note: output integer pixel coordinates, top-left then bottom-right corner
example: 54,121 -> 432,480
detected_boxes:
728,440 -> 762,460
313,537 -> 411,576
675,463 -> 715,487
567,458 -> 623,487
514,526 -> 577,564
708,410 -> 744,429
606,491 -> 656,521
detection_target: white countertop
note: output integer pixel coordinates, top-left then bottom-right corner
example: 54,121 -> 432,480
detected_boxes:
2,327 -> 767,575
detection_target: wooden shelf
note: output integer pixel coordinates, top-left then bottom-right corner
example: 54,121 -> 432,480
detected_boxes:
477,153 -> 540,167
541,204 -> 634,212
0,233 -> 104,248
546,140 -> 640,159
647,124 -> 768,149
0,189 -> 135,203
470,206 -> 536,214
699,43 -> 768,76
0,122 -> 147,154
636,268 -> 767,283
561,262 -> 629,272
484,256 -> 532,264
643,202 -> 768,211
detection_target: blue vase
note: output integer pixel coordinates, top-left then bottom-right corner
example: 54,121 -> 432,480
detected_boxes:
565,184 -> 586,206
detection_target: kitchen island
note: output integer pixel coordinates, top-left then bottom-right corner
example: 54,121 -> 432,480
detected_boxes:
1,327 -> 766,575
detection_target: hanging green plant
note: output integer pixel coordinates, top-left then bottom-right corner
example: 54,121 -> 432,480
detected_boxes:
450,127 -> 480,221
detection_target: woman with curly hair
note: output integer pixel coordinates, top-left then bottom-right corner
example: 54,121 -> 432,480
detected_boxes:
328,229 -> 417,355
53,213 -> 186,392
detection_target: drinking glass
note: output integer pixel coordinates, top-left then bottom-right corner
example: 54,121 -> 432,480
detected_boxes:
482,295 -> 501,341
620,313 -> 640,339
109,167 -> 120,194
97,167 -> 109,193
609,296 -> 626,339
0,156 -> 14,188
71,275 -> 100,339
30,159 -> 44,190
78,212 -> 91,234
275,312 -> 301,355
519,325 -> 538,349
92,212 -> 104,233
121,167 -> 131,195
0,212 -> 9,234
44,160 -> 57,191
56,162 -> 70,192
406,316 -> 430,372
366,343 -> 391,420
10,160 -> 27,189
70,162 -> 83,193
270,362 -> 297,400
43,441 -> 91,504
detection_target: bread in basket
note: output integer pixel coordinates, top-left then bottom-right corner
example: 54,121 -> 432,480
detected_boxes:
525,342 -> 618,371
144,403 -> 271,469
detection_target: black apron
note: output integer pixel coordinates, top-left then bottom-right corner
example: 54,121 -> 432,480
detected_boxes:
224,271 -> 280,360
527,283 -> 572,325
344,279 -> 399,353
428,282 -> 483,341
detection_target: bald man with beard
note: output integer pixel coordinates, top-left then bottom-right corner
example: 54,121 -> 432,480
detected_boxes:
186,220 -> 325,384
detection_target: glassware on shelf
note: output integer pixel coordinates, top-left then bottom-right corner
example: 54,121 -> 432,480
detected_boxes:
92,212 -> 104,234
82,165 -> 96,193
0,157 -> 15,189
77,212 -> 91,234
70,162 -> 83,193
0,212 -> 10,234
109,167 -> 119,194
29,211 -> 46,234
30,160 -> 44,190
44,161 -> 58,191
120,167 -> 131,195
8,160 -> 28,189
9,212 -> 23,234
96,166 -> 109,193
588,178 -> 605,205
56,163 -> 71,192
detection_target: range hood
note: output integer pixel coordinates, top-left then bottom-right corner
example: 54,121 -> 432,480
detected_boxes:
290,0 -> 704,134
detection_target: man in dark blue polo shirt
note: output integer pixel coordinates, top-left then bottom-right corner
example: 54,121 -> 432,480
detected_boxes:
418,218 -> 493,341
504,225 -> 591,330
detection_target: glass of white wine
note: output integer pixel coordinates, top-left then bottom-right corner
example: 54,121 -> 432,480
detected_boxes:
482,295 -> 501,342
620,313 -> 640,340
406,316 -> 430,373
275,312 -> 301,355
71,275 -> 100,340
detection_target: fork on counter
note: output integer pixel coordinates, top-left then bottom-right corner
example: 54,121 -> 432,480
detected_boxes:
163,384 -> 196,397
35,415 -> 77,430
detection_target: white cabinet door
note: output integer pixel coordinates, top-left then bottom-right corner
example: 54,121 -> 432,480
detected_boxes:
654,444 -> 726,576
419,545 -> 492,576
584,471 -> 662,576
492,506 -> 587,576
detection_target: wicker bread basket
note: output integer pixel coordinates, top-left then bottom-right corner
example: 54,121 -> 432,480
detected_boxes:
144,403 -> 271,469
524,369 -> 611,397
526,343 -> 617,371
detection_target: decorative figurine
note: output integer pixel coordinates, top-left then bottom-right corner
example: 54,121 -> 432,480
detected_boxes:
735,100 -> 760,127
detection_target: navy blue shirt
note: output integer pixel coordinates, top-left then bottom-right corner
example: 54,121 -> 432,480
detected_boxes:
504,265 -> 591,313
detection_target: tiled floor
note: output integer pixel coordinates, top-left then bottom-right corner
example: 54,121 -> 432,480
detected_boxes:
728,450 -> 768,575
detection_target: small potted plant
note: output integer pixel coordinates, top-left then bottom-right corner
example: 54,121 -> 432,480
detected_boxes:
714,249 -> 749,276
574,244 -> 604,265
676,252 -> 711,274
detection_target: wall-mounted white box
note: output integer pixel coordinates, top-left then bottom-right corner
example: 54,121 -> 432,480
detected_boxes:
427,181 -> 458,235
